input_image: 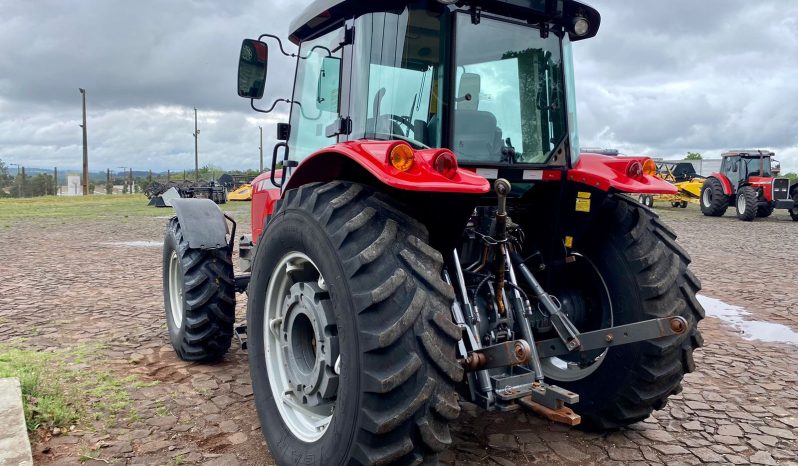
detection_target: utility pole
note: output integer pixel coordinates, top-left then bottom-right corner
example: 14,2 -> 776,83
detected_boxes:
106,169 -> 111,195
118,167 -> 129,194
79,88 -> 89,196
167,170 -> 171,182
20,167 -> 26,198
53,167 -> 58,195
193,107 -> 200,182
130,168 -> 134,194
259,126 -> 264,172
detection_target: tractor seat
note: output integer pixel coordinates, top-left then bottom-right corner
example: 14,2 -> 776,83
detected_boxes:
453,110 -> 503,161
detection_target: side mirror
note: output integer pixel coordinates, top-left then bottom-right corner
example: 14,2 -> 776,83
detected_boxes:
238,39 -> 269,99
316,56 -> 341,113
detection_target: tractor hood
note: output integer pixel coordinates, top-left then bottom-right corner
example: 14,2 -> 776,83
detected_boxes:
289,0 -> 600,44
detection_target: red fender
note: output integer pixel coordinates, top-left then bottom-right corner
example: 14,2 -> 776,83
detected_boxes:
568,153 -> 678,194
708,173 -> 733,195
250,170 -> 282,241
284,140 -> 490,194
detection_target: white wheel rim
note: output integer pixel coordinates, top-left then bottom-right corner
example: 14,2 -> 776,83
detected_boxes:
264,252 -> 335,442
737,194 -> 746,213
168,250 -> 184,327
702,188 -> 711,207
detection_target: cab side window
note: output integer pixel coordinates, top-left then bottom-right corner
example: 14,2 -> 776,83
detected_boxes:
288,28 -> 344,163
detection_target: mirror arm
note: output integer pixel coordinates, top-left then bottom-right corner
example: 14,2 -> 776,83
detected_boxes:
251,98 -> 292,114
258,34 -> 296,57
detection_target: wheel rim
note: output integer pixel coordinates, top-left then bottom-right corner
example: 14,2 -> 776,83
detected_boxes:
737,193 -> 746,213
702,188 -> 711,207
168,250 -> 184,327
264,252 -> 338,442
539,252 -> 613,382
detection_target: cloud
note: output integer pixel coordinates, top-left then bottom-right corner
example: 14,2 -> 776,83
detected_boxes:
1,0 -> 797,172
574,0 -> 798,170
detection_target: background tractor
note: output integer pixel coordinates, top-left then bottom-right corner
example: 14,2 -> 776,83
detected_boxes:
161,1 -> 703,464
700,150 -> 798,221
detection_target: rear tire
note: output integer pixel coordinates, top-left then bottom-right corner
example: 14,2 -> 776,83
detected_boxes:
549,195 -> 704,429
248,181 -> 462,465
163,218 -> 236,361
679,201 -> 688,209
735,186 -> 757,221
700,177 -> 729,217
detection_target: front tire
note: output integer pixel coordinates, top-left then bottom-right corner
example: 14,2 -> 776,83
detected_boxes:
791,191 -> 798,221
163,218 -> 236,361
735,186 -> 757,221
248,182 -> 462,465
700,177 -> 729,216
756,203 -> 775,218
544,195 -> 704,429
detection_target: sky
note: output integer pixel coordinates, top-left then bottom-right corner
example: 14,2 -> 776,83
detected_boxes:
1,0 -> 797,173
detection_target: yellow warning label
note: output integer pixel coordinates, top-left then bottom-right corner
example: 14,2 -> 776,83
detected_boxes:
564,236 -> 574,248
577,191 -> 592,199
575,198 -> 591,213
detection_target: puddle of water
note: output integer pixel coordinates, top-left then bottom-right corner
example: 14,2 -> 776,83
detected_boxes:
697,294 -> 798,345
100,241 -> 163,248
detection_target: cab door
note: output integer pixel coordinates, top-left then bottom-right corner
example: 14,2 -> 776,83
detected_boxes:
722,157 -> 742,192
285,25 -> 350,183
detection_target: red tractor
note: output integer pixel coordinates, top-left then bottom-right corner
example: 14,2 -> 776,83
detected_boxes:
162,1 -> 703,464
701,150 -> 798,221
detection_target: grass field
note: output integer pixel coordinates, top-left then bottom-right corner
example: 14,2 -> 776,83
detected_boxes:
0,195 -> 251,223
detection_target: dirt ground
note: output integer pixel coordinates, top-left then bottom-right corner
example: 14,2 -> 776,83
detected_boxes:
1,199 -> 797,466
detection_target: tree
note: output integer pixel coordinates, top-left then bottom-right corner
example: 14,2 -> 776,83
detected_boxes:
0,159 -> 10,197
783,172 -> 798,181
88,182 -> 96,194
686,152 -> 702,160
106,181 -> 113,195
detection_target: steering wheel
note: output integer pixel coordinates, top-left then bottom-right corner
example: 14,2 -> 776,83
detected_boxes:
386,114 -> 413,132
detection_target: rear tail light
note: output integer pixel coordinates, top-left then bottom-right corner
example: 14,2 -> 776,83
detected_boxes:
626,161 -> 643,178
432,150 -> 458,179
389,143 -> 415,172
642,159 -> 657,176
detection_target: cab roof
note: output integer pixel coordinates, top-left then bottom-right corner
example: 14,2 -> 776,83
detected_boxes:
721,150 -> 775,158
289,0 -> 600,44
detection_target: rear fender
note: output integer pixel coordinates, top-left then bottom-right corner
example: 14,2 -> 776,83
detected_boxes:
708,173 -> 733,195
568,153 -> 677,194
170,198 -> 230,250
283,141 -> 490,194
250,171 -> 282,243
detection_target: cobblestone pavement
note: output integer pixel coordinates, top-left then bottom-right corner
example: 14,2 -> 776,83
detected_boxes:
0,204 -> 796,465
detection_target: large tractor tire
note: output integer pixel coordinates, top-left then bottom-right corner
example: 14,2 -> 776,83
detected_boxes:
541,195 -> 704,429
735,186 -> 758,221
790,191 -> 798,221
247,181 -> 462,465
700,177 -> 729,217
756,203 -> 775,218
163,218 -> 236,361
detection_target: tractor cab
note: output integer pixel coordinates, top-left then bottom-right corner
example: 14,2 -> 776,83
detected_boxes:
719,150 -> 775,186
237,0 -> 656,186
